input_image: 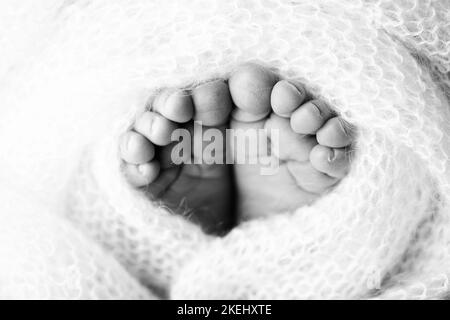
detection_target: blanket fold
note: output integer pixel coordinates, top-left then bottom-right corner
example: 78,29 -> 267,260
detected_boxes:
0,0 -> 449,299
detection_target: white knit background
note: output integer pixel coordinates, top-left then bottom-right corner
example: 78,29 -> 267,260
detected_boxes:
0,0 -> 449,299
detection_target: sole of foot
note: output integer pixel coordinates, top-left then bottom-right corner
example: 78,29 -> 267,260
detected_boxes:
119,80 -> 235,235
228,63 -> 354,220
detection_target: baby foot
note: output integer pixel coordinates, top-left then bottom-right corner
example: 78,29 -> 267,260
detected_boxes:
119,80 -> 234,234
229,63 -> 355,220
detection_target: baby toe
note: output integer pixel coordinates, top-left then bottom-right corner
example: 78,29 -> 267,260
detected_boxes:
152,89 -> 194,123
134,111 -> 178,146
316,117 -> 354,148
192,79 -> 232,126
287,161 -> 339,194
120,131 -> 155,165
309,145 -> 350,179
271,80 -> 307,117
123,161 -> 160,187
290,99 -> 334,135
229,63 -> 278,122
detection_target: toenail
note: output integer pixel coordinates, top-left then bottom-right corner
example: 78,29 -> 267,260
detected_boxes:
339,118 -> 353,138
171,89 -> 189,100
327,148 -> 336,162
286,81 -> 305,97
308,101 -> 324,118
123,133 -> 132,151
147,113 -> 156,134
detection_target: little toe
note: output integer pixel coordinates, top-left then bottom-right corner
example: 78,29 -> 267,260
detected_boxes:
309,145 -> 350,179
290,99 -> 334,135
287,161 -> 339,194
316,117 -> 354,148
152,89 -> 194,123
191,80 -> 232,126
229,63 -> 278,122
123,161 -> 160,187
271,80 -> 307,117
146,166 -> 180,197
134,111 -> 178,146
120,131 -> 155,165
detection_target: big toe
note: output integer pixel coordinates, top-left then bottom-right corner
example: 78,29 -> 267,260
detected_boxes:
229,63 -> 278,122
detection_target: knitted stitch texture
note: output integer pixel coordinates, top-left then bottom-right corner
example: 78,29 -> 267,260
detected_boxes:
0,0 -> 449,299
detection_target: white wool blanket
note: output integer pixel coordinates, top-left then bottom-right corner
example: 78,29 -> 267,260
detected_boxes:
0,0 -> 449,299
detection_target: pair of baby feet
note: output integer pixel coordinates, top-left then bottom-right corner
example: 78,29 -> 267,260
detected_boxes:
119,63 -> 354,234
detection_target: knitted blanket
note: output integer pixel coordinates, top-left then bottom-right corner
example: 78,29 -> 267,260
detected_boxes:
0,0 -> 449,299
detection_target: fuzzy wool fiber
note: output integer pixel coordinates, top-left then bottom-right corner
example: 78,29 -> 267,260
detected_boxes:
0,0 -> 449,299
